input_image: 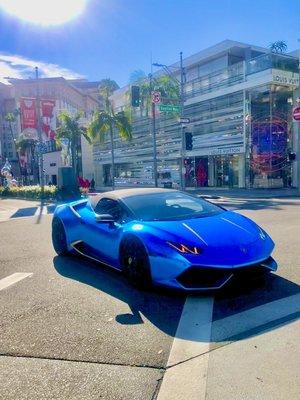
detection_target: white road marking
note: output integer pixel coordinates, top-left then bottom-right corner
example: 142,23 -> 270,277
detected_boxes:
34,207 -> 48,216
157,296 -> 214,400
0,273 -> 33,291
157,293 -> 300,400
211,293 -> 300,342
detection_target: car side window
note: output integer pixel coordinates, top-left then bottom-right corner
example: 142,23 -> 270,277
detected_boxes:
94,198 -> 132,224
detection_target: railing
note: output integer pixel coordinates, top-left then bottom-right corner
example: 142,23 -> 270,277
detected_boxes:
184,62 -> 245,100
184,53 -> 299,100
246,53 -> 299,75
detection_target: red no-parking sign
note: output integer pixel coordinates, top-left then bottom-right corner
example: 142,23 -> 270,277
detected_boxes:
151,91 -> 161,104
293,106 -> 300,121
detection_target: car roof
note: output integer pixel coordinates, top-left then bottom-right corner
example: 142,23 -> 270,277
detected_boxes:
90,188 -> 177,208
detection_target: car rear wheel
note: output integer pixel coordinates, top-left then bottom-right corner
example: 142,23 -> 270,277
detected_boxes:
52,217 -> 68,256
120,237 -> 152,289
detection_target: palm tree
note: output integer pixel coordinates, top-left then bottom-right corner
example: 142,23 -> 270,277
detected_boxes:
129,73 -> 180,117
56,111 -> 91,177
87,79 -> 132,189
4,111 -> 22,177
269,41 -> 287,53
98,78 -> 119,110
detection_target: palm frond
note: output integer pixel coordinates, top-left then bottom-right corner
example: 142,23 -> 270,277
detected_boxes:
87,110 -> 111,143
114,110 -> 132,141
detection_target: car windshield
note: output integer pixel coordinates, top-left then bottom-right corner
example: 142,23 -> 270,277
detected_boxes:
123,192 -> 224,221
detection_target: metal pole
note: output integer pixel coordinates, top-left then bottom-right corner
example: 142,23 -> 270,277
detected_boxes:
109,125 -> 115,190
35,67 -> 44,194
149,73 -> 158,187
180,51 -> 185,191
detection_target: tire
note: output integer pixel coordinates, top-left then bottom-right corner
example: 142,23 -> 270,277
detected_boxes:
52,217 -> 69,256
120,236 -> 152,289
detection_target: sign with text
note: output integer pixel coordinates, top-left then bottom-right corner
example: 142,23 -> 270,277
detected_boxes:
151,91 -> 161,104
272,69 -> 299,87
41,99 -> 56,140
179,117 -> 190,124
159,104 -> 181,113
20,97 -> 37,133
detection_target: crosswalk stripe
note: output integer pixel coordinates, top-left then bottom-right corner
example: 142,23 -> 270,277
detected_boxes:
157,296 -> 214,400
0,273 -> 33,291
34,206 -> 48,216
211,293 -> 300,342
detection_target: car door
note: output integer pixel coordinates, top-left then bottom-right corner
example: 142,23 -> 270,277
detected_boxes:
83,197 -> 132,268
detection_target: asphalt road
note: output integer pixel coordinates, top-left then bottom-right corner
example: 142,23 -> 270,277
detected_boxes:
0,196 -> 299,399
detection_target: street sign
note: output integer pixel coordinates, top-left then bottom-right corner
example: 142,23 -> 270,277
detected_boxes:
179,117 -> 190,124
159,104 -> 181,113
152,91 -> 161,104
293,106 -> 300,121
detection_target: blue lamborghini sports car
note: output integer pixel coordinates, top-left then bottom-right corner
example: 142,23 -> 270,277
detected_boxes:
52,188 -> 277,291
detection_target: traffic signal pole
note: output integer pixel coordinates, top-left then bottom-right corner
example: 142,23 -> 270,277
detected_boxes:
149,73 -> 158,187
151,52 -> 185,189
179,52 -> 186,191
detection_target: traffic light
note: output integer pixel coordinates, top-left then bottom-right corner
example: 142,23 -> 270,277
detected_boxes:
131,85 -> 140,107
185,132 -> 193,150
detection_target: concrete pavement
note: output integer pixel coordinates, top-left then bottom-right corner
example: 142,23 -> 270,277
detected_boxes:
0,196 -> 299,399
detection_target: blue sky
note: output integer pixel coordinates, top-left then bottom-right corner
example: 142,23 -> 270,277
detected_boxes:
0,0 -> 299,86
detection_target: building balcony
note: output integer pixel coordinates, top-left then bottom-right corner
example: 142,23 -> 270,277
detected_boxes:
184,53 -> 299,105
246,53 -> 299,75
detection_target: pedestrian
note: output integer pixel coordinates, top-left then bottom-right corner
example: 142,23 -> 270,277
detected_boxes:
90,178 -> 95,192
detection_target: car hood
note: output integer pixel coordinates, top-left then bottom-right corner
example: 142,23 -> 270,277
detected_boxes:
144,211 -> 274,267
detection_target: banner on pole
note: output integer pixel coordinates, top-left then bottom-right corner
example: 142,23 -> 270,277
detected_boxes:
41,99 -> 56,140
20,98 -> 37,139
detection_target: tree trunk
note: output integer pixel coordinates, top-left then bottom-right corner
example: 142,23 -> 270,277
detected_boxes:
109,123 -> 115,190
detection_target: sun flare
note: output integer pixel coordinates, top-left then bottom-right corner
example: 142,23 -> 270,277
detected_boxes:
0,0 -> 88,25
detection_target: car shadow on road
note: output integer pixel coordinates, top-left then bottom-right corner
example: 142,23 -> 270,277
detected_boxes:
53,254 -> 185,338
53,255 -> 300,344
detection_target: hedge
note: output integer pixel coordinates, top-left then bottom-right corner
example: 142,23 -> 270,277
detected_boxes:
0,185 -> 88,201
0,185 -> 58,200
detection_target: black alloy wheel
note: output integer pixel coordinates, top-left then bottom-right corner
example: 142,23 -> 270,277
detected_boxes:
120,237 -> 152,289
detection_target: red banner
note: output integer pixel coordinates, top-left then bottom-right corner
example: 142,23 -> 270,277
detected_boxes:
20,98 -> 37,131
41,99 -> 56,140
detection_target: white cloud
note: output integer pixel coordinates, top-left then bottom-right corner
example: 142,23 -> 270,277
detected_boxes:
0,53 -> 84,84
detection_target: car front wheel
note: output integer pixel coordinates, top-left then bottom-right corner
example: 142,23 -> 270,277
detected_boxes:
120,236 -> 152,290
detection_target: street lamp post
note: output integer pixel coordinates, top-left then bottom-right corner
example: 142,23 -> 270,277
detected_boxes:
152,52 -> 186,190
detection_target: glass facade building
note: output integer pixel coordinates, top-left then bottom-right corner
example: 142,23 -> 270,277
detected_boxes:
93,40 -> 300,190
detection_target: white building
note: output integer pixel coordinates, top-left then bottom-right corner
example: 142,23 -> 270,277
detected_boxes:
93,40 -> 300,190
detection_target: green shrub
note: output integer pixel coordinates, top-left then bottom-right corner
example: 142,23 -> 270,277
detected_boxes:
0,185 -> 58,200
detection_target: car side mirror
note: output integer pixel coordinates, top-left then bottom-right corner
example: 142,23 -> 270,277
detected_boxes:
95,213 -> 115,223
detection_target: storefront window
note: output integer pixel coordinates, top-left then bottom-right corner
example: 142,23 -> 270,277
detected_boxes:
214,155 -> 239,187
248,85 -> 293,188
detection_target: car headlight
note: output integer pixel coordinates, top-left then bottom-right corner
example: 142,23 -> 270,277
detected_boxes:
167,241 -> 202,255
